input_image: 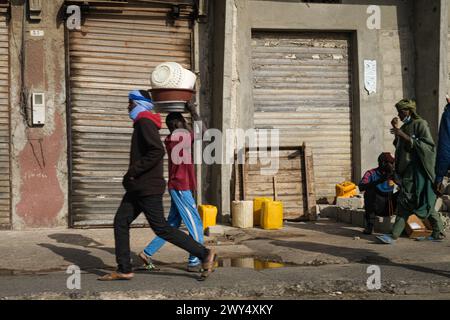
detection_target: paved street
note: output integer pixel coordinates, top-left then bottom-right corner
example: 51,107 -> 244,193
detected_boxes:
1,220 -> 450,300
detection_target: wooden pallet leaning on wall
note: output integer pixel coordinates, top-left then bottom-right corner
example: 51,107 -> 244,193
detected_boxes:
233,144 -> 317,221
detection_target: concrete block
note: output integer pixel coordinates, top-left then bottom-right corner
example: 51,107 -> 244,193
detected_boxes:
336,208 -> 352,224
336,196 -> 364,210
374,216 -> 396,234
205,225 -> 225,237
220,258 -> 232,267
351,210 -> 366,228
318,205 -> 338,220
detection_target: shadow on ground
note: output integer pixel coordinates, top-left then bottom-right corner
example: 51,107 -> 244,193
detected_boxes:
38,243 -> 111,276
286,220 -> 372,239
39,234 -> 197,279
270,239 -> 450,279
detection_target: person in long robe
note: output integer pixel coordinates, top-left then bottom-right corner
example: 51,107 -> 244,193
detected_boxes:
376,99 -> 445,244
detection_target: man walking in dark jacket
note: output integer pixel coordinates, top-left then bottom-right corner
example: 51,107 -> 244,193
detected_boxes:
435,97 -> 450,196
99,90 -> 216,281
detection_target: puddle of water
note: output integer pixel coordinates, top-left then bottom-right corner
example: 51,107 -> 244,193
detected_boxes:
216,257 -> 287,270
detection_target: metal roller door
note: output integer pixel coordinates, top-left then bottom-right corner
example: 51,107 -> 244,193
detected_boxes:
0,5 -> 10,229
68,1 -> 194,227
252,32 -> 353,203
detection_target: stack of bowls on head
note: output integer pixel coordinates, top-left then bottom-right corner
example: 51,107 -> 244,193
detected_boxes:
150,62 -> 197,113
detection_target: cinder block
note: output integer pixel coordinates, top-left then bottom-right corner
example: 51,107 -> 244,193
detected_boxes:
337,208 -> 352,224
220,258 -> 232,267
374,216 -> 396,234
318,205 -> 338,220
205,225 -> 225,237
336,196 -> 364,210
351,210 -> 366,228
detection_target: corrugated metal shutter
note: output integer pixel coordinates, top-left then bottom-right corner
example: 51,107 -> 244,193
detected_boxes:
252,32 -> 353,203
68,1 -> 194,227
0,5 -> 10,229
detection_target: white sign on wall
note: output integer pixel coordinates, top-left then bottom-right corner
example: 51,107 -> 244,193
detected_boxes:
364,60 -> 377,94
30,30 -> 45,37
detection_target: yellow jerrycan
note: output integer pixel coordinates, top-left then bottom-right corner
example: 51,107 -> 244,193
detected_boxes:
198,205 -> 218,231
261,201 -> 283,230
253,197 -> 273,226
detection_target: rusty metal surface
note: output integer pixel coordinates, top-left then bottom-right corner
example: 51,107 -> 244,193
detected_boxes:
68,2 -> 193,227
252,32 -> 353,203
0,8 -> 10,227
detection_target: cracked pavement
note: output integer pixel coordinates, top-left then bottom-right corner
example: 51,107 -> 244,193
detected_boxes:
1,219 -> 450,300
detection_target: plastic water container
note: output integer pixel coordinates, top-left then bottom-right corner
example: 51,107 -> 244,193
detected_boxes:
261,201 -> 283,230
232,201 -> 253,229
253,197 -> 273,226
198,205 -> 218,231
151,62 -> 197,89
336,181 -> 357,198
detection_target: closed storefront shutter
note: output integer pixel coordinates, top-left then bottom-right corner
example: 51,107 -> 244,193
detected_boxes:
0,5 -> 10,229
252,31 -> 353,203
68,1 -> 194,227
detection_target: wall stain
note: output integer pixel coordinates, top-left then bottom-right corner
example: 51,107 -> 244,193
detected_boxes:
16,113 -> 64,228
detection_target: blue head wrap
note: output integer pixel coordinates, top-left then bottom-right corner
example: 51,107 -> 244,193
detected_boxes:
129,90 -> 154,120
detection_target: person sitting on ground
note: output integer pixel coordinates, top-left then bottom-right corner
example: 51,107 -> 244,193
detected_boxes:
358,152 -> 396,235
139,102 -> 207,273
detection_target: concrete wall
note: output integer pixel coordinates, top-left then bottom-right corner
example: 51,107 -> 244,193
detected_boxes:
215,0 -> 418,218
4,0 -> 447,227
195,0 -> 214,206
10,0 -> 68,229
380,29 -> 415,153
414,0 -> 448,139
6,0 -> 216,230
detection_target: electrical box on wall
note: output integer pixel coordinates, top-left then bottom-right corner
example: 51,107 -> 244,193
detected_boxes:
32,93 -> 45,126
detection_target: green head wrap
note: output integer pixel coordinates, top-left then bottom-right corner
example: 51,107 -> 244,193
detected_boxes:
395,99 -> 420,119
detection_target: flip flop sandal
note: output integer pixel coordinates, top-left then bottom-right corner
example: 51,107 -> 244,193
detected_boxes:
376,235 -> 394,244
198,251 -> 218,282
98,272 -> 134,281
416,234 -> 446,242
138,252 -> 160,271
144,262 -> 160,272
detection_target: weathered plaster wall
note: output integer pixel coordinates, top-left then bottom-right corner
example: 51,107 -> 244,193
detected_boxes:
380,29 -> 415,153
414,0 -> 448,139
10,0 -> 68,229
210,0 -> 235,221
197,0 -> 217,207
216,0 -> 417,218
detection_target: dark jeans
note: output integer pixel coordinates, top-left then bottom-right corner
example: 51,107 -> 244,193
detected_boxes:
114,193 -> 209,274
